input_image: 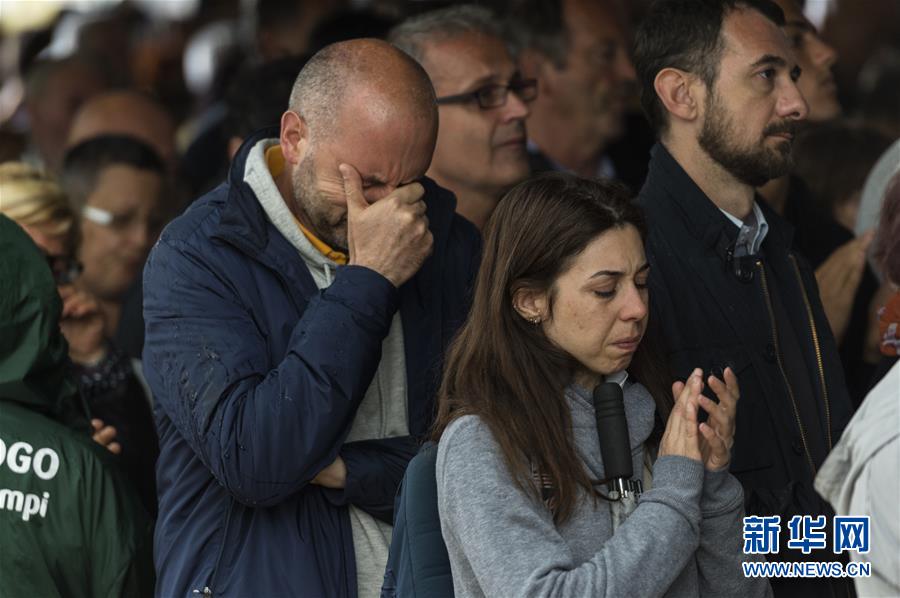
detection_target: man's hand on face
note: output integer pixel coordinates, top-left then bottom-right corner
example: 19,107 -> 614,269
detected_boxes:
340,163 -> 433,288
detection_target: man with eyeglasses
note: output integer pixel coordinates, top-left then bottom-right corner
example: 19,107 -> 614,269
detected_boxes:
59,134 -> 166,514
60,134 -> 168,341
390,6 -> 534,230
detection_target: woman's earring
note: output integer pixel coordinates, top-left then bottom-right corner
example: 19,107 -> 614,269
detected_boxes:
529,315 -> 542,325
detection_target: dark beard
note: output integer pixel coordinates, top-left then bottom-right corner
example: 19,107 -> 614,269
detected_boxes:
698,92 -> 797,187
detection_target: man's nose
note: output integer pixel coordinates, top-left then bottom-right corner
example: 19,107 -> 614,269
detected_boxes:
778,80 -> 809,121
501,89 -> 530,121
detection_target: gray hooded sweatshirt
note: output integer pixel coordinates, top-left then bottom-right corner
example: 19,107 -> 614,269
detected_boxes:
436,377 -> 772,598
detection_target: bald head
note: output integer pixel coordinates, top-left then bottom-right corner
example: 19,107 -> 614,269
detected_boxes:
24,56 -> 109,173
67,91 -> 176,169
277,39 -> 439,254
289,38 -> 437,141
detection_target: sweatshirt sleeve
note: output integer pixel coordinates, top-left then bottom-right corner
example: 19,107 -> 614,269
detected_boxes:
436,416 -> 705,598
696,468 -> 773,598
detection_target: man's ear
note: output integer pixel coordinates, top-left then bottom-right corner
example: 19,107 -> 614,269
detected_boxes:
654,67 -> 701,125
280,110 -> 309,166
512,286 -> 549,323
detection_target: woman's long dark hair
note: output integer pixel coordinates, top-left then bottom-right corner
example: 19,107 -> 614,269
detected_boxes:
433,173 -> 672,524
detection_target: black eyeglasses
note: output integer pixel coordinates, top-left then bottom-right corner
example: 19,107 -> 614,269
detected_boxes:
45,253 -> 83,286
436,78 -> 538,109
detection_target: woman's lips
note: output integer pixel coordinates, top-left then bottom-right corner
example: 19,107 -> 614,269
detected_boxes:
612,336 -> 642,352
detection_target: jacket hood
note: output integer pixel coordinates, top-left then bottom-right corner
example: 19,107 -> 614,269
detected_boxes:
0,215 -> 82,422
241,137 -> 337,283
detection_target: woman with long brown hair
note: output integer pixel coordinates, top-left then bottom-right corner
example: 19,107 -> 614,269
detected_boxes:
432,173 -> 769,597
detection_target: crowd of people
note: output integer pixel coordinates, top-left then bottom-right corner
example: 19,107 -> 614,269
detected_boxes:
0,0 -> 897,597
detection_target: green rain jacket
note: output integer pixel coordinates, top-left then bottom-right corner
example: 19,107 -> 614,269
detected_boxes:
0,215 -> 155,598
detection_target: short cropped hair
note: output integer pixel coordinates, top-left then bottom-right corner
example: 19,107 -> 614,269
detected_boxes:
61,134 -> 165,211
389,5 -> 506,64
288,41 -> 435,141
633,0 -> 785,134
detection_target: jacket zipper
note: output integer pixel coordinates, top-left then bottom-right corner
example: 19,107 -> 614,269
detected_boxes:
196,497 -> 235,597
756,261 -> 817,475
789,255 -> 833,450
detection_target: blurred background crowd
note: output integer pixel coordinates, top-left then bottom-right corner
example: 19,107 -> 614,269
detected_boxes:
0,0 -> 897,190
1,0 -> 897,408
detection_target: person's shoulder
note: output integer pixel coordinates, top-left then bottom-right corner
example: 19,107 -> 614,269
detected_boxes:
844,361 -> 900,448
436,415 -> 524,506
159,180 -> 238,250
634,182 -> 672,238
0,404 -> 120,477
635,196 -> 677,251
147,183 -> 236,274
448,212 -> 481,252
438,415 -> 499,463
420,177 -> 481,258
635,146 -> 689,217
442,413 -> 487,438
421,177 -> 460,222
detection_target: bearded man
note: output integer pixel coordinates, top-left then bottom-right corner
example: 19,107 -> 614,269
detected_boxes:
633,2 -> 854,597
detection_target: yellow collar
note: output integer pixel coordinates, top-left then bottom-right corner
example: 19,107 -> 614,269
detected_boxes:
265,145 -> 348,265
